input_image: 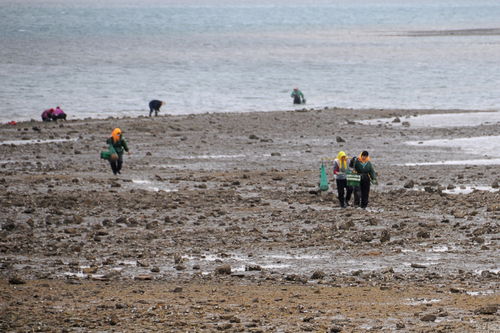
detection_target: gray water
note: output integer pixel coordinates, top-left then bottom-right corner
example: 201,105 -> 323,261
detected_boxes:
1,0 -> 500,122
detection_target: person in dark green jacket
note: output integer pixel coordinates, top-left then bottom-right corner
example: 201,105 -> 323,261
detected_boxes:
106,128 -> 130,175
291,88 -> 305,104
353,151 -> 377,209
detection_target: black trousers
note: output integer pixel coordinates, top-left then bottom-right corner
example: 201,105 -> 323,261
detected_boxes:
336,179 -> 353,207
293,96 -> 302,104
109,154 -> 123,175
352,186 -> 361,206
359,174 -> 371,208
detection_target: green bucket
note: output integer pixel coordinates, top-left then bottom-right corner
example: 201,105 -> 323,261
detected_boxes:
347,174 -> 361,187
100,151 -> 112,160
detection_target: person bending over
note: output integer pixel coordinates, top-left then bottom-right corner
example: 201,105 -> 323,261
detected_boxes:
41,108 -> 54,122
52,106 -> 67,121
149,100 -> 165,117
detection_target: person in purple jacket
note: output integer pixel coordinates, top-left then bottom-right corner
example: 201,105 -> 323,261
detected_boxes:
52,106 -> 67,121
41,108 -> 55,122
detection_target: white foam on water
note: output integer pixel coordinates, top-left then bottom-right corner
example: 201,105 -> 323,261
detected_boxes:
443,186 -> 499,195
266,254 -> 327,260
466,290 -> 496,296
361,111 -> 500,128
260,263 -> 291,269
427,245 -> 449,253
63,272 -> 87,278
117,260 -> 137,266
406,298 -> 441,305
474,269 -> 500,275
0,137 -> 78,145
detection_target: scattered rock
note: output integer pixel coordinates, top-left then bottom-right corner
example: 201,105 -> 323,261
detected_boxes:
109,314 -> 119,326
420,314 -> 436,322
471,236 -> 485,244
134,274 -> 153,280
411,263 -> 427,269
380,229 -> 391,243
245,265 -> 262,271
215,264 -> 231,275
150,266 -> 160,273
8,276 -> 26,284
249,134 -> 259,140
416,230 -> 430,239
336,136 -> 345,143
475,304 -> 497,315
403,180 -> 414,188
310,271 -> 325,280
392,117 -> 401,123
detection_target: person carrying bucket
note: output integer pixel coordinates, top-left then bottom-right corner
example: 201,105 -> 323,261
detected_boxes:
106,128 -> 130,175
352,151 -> 377,209
333,151 -> 353,208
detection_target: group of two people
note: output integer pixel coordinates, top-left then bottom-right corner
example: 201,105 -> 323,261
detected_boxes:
333,150 -> 377,209
41,106 -> 67,122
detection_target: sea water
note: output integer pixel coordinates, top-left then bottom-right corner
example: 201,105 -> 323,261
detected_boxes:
1,0 -> 500,122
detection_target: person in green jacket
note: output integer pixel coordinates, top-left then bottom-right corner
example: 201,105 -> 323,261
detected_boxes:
106,128 -> 130,175
291,88 -> 305,104
353,151 -> 377,209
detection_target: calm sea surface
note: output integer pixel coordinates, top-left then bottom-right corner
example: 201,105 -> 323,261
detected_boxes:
1,0 -> 500,122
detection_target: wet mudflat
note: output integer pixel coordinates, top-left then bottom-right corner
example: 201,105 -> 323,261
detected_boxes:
0,108 -> 499,332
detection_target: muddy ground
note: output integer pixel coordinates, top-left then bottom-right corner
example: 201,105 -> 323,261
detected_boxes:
0,107 -> 498,332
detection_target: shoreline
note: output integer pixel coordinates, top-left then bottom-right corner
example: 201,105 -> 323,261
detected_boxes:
1,107 -> 498,331
3,106 -> 498,124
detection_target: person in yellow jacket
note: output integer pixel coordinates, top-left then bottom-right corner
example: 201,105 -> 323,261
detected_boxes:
333,151 -> 352,208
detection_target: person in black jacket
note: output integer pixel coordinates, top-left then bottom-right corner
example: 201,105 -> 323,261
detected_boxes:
149,100 -> 165,117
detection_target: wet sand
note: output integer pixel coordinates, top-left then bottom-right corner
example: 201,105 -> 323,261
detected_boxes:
1,107 -> 499,332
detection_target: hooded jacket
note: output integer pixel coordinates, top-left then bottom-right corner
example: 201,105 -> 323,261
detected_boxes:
333,151 -> 350,180
106,128 -> 129,155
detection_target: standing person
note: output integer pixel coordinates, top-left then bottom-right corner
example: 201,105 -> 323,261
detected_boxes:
353,151 -> 377,209
290,88 -> 305,104
52,106 -> 67,121
149,100 -> 165,117
106,128 -> 130,175
349,156 -> 361,206
41,108 -> 54,122
333,151 -> 353,208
